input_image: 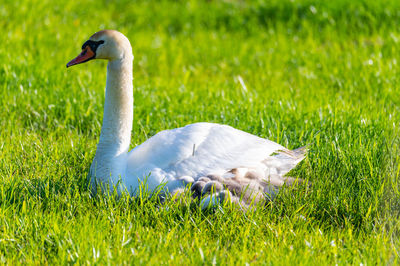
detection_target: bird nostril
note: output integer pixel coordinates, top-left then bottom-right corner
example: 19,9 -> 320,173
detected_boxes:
80,49 -> 87,56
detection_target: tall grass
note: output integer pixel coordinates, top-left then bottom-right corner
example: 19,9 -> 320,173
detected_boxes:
0,0 -> 399,263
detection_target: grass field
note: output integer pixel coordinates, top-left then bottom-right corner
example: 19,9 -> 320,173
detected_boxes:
0,0 -> 399,264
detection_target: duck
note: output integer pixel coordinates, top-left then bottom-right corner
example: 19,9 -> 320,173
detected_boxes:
66,30 -> 306,207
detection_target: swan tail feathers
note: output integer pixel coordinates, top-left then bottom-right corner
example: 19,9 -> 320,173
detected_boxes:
275,145 -> 308,163
262,145 -> 307,177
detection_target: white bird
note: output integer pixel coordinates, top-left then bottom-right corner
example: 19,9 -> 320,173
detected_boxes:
67,30 -> 306,207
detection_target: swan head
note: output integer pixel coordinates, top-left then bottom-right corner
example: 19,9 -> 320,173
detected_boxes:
66,30 -> 132,68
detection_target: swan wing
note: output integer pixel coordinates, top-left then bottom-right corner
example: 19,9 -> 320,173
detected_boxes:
125,123 -> 304,193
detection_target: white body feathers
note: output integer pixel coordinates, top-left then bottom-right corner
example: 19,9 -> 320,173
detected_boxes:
126,122 -> 286,193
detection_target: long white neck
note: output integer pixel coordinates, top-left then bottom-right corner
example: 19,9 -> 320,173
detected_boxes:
98,57 -> 133,153
90,54 -> 134,187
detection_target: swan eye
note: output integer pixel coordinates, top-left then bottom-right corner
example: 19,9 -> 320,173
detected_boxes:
82,40 -> 105,52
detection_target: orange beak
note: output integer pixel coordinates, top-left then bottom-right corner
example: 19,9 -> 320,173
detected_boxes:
66,46 -> 95,68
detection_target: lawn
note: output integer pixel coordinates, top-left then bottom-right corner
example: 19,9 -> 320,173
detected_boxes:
0,0 -> 399,264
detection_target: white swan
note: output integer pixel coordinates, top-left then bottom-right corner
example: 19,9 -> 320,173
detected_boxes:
67,30 -> 306,206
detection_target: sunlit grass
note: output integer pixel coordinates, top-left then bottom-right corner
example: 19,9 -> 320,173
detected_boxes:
0,0 -> 399,264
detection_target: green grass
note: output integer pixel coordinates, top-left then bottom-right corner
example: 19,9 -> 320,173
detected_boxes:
0,0 -> 399,264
